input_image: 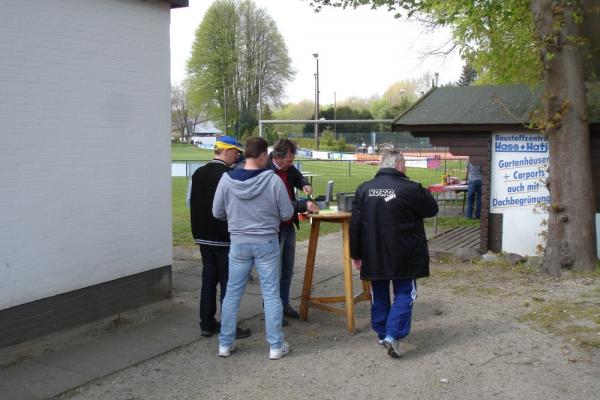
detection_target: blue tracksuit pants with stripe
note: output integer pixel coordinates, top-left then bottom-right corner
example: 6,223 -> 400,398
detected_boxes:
370,279 -> 417,341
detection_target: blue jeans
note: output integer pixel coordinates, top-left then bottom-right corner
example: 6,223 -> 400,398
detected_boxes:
467,179 -> 482,219
279,224 -> 296,306
219,239 -> 284,349
198,245 -> 229,331
370,279 -> 417,340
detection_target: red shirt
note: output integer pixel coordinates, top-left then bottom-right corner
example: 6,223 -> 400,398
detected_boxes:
275,168 -> 294,226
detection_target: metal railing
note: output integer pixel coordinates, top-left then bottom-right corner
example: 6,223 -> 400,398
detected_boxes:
172,158 -> 467,200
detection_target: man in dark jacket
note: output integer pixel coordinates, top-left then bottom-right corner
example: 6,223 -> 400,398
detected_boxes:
350,150 -> 438,358
189,136 -> 250,339
267,139 -> 319,322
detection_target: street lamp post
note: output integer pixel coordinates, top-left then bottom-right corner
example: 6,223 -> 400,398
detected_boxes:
313,53 -> 320,150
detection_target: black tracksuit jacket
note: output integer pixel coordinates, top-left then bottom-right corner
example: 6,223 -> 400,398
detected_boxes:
189,160 -> 231,245
350,168 -> 439,280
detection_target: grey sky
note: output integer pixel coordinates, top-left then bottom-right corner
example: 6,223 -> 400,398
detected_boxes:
170,0 -> 463,105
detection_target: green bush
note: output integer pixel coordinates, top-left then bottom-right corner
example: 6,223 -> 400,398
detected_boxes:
292,137 -> 353,153
294,137 -> 316,148
323,130 -> 335,147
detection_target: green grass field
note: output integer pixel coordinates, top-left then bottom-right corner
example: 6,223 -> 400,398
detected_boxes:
171,143 -> 473,248
171,142 -> 214,160
171,143 -> 465,197
173,176 -> 343,248
172,177 -> 193,247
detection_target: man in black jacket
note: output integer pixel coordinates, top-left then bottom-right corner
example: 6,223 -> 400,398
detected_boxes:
350,150 -> 438,358
267,139 -> 319,322
189,136 -> 251,339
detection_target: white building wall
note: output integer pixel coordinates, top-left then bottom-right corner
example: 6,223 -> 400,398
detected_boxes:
0,0 -> 172,309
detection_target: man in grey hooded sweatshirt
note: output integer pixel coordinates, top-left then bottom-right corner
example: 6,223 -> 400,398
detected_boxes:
213,137 -> 294,360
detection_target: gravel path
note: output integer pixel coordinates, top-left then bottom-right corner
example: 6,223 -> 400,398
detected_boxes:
63,232 -> 600,400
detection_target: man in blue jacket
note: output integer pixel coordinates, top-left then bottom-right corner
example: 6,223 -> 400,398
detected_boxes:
189,136 -> 250,339
350,150 -> 438,358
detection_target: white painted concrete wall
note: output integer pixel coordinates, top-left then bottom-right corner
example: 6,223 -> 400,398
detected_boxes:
0,0 -> 172,309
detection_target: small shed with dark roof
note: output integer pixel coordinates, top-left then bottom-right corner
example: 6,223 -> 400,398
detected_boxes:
392,84 -> 600,254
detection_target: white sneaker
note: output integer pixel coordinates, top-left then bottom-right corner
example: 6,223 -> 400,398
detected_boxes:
383,338 -> 402,358
378,339 -> 385,346
218,344 -> 236,357
269,342 -> 290,360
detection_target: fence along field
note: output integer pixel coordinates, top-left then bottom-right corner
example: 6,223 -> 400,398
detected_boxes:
171,144 -> 471,247
289,158 -> 467,200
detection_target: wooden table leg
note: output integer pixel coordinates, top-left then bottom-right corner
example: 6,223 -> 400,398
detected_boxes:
341,220 -> 355,334
300,219 -> 320,320
361,279 -> 371,297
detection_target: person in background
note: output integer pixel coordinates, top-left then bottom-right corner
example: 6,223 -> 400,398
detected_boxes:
466,161 -> 482,219
267,139 -> 319,324
189,136 -> 251,339
213,137 -> 294,360
350,150 -> 438,358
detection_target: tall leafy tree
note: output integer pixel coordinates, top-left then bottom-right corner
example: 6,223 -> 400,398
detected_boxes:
369,98 -> 392,120
271,100 -> 316,136
457,63 -> 477,86
337,95 -> 376,112
305,105 -> 375,135
308,0 -> 599,274
382,80 -> 419,103
370,81 -> 417,130
187,0 -> 294,138
531,0 -> 597,275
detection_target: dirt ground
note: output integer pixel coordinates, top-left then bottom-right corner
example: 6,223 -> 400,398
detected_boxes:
56,232 -> 600,400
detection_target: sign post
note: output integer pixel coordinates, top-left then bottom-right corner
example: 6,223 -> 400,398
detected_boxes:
490,133 -> 550,255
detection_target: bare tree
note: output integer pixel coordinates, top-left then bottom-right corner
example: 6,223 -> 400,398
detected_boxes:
457,63 -> 477,86
171,82 -> 205,143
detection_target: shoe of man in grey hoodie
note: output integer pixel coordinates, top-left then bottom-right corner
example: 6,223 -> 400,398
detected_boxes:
213,167 -> 293,355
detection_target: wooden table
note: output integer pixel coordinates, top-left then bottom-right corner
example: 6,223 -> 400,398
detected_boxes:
299,211 -> 371,334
